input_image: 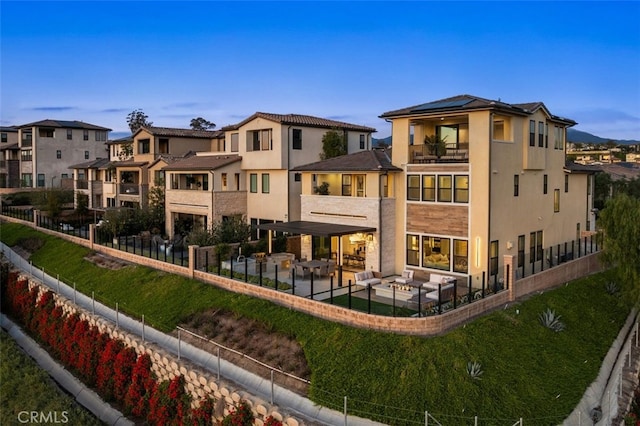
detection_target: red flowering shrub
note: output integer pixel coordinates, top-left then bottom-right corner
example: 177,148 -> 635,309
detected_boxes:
113,346 -> 137,401
124,353 -> 156,417
190,396 -> 215,426
148,375 -> 191,426
96,339 -> 124,400
221,401 -> 254,426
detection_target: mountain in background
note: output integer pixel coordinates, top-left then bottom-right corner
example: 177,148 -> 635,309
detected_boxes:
372,129 -> 638,147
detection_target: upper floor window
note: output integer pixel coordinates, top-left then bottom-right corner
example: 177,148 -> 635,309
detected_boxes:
159,138 -> 169,154
543,174 -> 548,194
221,173 -> 227,190
67,129 -> 73,140
564,175 -> 569,193
292,129 -> 302,150
22,131 -> 32,146
454,175 -> 469,203
545,123 -> 549,148
21,149 -> 32,161
247,129 -> 272,151
437,124 -> 459,148
95,131 -> 107,142
529,120 -> 536,147
554,189 -> 560,212
1,133 -> 7,143
294,173 -> 301,182
342,175 -> 352,196
37,174 -> 45,187
407,175 -> 420,201
538,122 -> 544,147
422,175 -> 436,201
39,128 -> 54,138
56,150 -> 62,159
250,173 -> 257,193
554,126 -> 564,150
83,130 -> 89,141
514,174 -> 519,196
359,134 -> 365,150
261,173 -> 270,193
437,175 -> 452,202
230,133 -> 239,152
84,151 -> 90,159
138,138 -> 150,154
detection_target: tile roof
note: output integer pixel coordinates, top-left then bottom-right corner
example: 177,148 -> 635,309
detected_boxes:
0,142 -> 19,151
379,94 -> 576,125
69,158 -> 111,170
17,119 -> 111,131
162,154 -> 242,171
563,161 -> 600,174
135,126 -> 224,139
107,135 -> 133,145
292,149 -> 401,172
0,126 -> 18,132
221,112 -> 376,133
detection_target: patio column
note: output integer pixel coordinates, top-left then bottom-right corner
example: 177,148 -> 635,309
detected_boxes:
504,254 -> 516,301
267,230 -> 273,254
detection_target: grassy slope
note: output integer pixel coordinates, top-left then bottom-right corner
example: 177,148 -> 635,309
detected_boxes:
0,331 -> 104,426
0,223 -> 630,424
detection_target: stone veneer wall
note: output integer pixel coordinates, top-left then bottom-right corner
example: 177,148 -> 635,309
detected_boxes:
15,274 -> 303,426
2,213 -> 603,336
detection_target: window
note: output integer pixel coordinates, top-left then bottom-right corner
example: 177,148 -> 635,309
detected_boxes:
514,175 -> 519,196
22,131 -> 32,146
230,133 -> 239,152
294,173 -> 301,182
529,232 -> 536,263
529,120 -> 536,147
138,138 -> 150,154
423,236 -> 450,271
261,173 -> 269,193
454,175 -> 469,203
292,129 -> 302,150
407,175 -> 420,201
493,120 -> 505,140
247,129 -> 272,151
67,129 -> 73,140
84,151 -> 89,159
406,234 -> 419,266
56,150 -> 62,159
437,124 -> 458,148
107,197 -> 116,208
21,149 -> 32,161
437,175 -> 452,202
61,173 -> 68,179
95,131 -> 107,142
37,174 -> 45,187
250,174 -> 257,193
1,133 -> 7,143
381,174 -> 389,197
564,175 -> 569,193
587,175 -> 592,195
234,173 -> 240,190
554,189 -> 560,212
222,173 -> 227,190
490,240 -> 499,275
39,128 -> 54,137
538,122 -> 544,147
83,130 -> 89,141
554,126 -> 564,150
517,235 -> 525,268
543,174 -> 548,194
422,175 -> 436,201
453,239 -> 468,273
21,173 -> 32,187
158,138 -> 169,154
359,134 -> 365,150
355,174 -> 365,197
536,230 -> 543,261
342,175 -> 352,196
545,123 -> 549,148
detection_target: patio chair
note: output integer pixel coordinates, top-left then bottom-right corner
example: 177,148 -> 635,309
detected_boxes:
295,264 -> 310,280
327,261 -> 336,277
315,264 -> 329,278
395,269 -> 415,284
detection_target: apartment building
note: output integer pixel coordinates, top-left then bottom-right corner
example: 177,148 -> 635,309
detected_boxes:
1,120 -> 110,189
0,126 -> 19,188
377,94 -> 593,281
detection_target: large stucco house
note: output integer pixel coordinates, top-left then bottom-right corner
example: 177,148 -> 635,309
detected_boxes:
289,95 -> 594,281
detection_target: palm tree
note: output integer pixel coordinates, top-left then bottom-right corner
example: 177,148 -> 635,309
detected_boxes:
424,134 -> 447,158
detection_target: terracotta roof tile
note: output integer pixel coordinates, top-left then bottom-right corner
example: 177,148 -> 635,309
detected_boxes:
221,112 -> 376,133
292,149 -> 401,172
162,154 -> 242,171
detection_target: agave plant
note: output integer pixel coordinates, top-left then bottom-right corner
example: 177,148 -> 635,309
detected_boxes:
605,281 -> 619,295
466,361 -> 483,380
539,308 -> 565,332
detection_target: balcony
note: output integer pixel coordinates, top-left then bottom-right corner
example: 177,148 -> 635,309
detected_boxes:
120,183 -> 140,195
410,143 -> 469,164
76,179 -> 89,190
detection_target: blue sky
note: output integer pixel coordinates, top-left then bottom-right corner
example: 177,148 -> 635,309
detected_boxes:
1,1 -> 639,140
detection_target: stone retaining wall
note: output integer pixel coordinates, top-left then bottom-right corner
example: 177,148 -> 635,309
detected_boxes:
17,274 -> 302,426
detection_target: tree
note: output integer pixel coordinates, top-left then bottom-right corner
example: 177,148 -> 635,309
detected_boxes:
126,109 -> 153,134
190,117 -> 216,130
146,178 -> 165,233
599,193 -> 640,303
213,214 -> 251,244
320,129 -> 347,160
424,134 -> 447,158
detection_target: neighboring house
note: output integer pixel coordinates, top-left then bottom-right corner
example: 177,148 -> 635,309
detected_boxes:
220,112 -> 376,238
291,149 -> 402,274
1,120 -> 110,189
162,153 -> 245,236
376,94 -> 594,281
0,126 -> 19,188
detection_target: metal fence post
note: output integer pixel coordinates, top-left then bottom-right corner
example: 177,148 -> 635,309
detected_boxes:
271,370 -> 274,405
73,282 -> 76,304
142,314 -> 145,342
348,280 -> 352,309
115,302 -> 119,328
178,329 -> 181,360
344,396 -> 347,426
275,265 -> 278,290
92,291 -> 95,315
217,347 -> 220,381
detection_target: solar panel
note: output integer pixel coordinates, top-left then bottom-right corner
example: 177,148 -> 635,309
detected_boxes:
411,99 -> 473,112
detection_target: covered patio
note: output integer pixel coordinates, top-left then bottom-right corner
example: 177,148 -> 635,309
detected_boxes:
256,220 -> 377,271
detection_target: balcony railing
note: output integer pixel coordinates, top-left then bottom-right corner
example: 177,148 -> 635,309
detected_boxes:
76,179 -> 89,190
410,143 -> 469,164
120,183 -> 140,195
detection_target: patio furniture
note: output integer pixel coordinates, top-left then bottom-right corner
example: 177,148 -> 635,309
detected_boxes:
315,263 -> 329,278
395,269 -> 414,284
354,270 -> 381,287
422,273 -> 456,290
295,264 -> 310,280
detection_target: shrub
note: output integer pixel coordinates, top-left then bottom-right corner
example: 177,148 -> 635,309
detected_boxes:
466,361 -> 483,380
539,308 -> 566,332
222,400 -> 254,426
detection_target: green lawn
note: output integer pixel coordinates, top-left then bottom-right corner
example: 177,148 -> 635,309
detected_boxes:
0,222 -> 630,425
0,330 -> 104,426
